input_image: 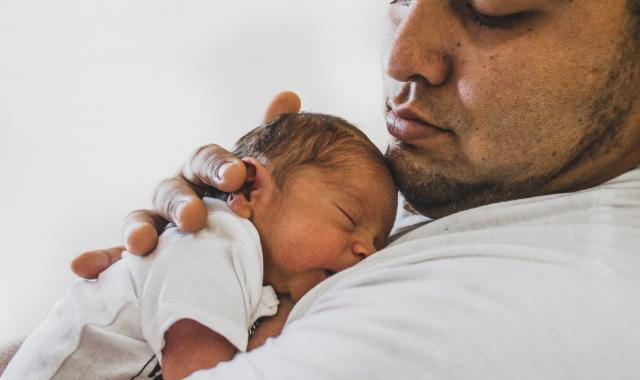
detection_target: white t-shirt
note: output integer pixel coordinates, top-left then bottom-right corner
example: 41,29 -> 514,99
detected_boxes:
189,166 -> 640,380
1,199 -> 279,380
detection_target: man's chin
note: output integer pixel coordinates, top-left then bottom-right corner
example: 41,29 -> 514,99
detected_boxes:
390,167 -> 495,218
384,145 -> 545,218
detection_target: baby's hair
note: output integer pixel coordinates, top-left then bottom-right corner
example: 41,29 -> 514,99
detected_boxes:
232,112 -> 388,189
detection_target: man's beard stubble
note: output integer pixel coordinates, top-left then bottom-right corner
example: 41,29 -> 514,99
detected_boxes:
384,24 -> 640,219
384,143 -> 553,218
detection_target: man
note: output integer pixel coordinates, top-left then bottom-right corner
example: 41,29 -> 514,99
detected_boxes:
5,0 -> 640,378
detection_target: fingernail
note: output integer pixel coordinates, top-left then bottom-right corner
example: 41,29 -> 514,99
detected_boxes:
217,162 -> 233,182
125,223 -> 156,254
175,198 -> 207,232
124,222 -> 144,243
175,199 -> 188,220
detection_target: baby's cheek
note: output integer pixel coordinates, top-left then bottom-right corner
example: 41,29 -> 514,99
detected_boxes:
294,236 -> 343,270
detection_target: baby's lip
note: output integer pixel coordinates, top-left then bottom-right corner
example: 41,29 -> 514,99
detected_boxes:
324,269 -> 337,278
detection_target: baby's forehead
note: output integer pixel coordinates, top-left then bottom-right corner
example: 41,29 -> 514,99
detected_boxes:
317,161 -> 395,208
315,157 -> 389,187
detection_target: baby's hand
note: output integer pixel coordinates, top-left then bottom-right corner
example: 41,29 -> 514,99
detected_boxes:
161,295 -> 293,379
247,295 -> 294,351
161,319 -> 237,380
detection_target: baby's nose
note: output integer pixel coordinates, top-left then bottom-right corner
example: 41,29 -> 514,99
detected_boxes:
351,241 -> 376,261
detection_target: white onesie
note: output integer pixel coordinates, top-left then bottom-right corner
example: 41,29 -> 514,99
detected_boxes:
2,198 -> 279,380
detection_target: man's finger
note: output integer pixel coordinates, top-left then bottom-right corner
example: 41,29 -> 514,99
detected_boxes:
152,176 -> 208,233
262,91 -> 302,123
123,210 -> 168,255
180,91 -> 300,194
71,246 -> 125,279
182,144 -> 247,193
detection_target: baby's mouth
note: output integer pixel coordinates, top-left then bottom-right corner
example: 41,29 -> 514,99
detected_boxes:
324,269 -> 337,278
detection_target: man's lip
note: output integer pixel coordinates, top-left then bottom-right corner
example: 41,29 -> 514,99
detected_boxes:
386,109 -> 451,144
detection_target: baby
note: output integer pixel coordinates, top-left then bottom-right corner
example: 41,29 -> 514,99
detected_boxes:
2,113 -> 397,380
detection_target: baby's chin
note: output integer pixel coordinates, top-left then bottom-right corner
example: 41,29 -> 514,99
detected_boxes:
288,270 -> 336,302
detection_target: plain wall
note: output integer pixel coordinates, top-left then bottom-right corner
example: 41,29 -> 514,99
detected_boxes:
0,0 -> 388,341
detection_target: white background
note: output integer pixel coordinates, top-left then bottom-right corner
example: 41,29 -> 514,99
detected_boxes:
0,1 -> 388,341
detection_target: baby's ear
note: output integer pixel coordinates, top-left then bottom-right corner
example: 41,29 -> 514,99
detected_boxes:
226,157 -> 274,219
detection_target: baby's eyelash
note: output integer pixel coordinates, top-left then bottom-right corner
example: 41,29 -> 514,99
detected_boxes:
337,205 -> 356,227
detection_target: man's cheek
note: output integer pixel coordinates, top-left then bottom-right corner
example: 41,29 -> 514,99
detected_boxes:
457,108 -> 541,180
454,78 -> 511,165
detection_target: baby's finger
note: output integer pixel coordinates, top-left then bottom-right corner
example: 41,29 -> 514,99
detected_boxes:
262,91 -> 302,123
152,176 -> 208,233
71,246 -> 125,279
122,210 -> 168,255
182,144 -> 246,193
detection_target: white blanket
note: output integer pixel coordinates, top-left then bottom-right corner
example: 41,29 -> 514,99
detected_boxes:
190,166 -> 640,380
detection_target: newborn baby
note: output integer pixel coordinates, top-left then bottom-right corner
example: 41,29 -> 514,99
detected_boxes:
2,113 -> 397,380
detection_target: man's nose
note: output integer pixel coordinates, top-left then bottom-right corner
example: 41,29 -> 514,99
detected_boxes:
383,4 -> 452,87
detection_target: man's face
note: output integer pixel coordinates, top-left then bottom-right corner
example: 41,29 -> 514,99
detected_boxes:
383,0 -> 640,217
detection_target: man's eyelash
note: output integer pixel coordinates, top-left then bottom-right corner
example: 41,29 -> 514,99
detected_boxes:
466,4 -> 531,29
389,0 -> 529,30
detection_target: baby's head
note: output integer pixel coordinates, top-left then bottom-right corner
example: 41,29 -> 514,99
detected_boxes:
227,113 -> 397,301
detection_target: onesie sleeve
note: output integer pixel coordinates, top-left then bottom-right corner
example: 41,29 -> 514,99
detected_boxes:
140,208 -> 267,362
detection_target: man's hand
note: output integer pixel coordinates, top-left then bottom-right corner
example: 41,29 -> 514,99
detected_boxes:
71,91 -> 302,279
